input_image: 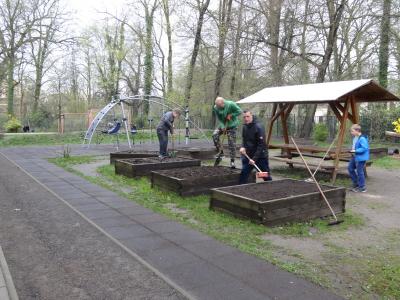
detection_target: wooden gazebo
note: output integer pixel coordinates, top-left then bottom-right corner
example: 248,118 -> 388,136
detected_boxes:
237,79 -> 400,182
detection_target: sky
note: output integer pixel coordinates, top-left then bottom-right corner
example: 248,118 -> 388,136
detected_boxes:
68,0 -> 127,27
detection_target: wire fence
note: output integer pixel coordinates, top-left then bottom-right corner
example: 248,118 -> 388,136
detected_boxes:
4,105 -> 398,144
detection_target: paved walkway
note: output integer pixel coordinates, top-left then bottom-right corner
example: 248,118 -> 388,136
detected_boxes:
0,143 -> 343,299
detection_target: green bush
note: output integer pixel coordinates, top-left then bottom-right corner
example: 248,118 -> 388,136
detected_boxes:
313,123 -> 328,142
29,106 -> 54,130
4,115 -> 22,133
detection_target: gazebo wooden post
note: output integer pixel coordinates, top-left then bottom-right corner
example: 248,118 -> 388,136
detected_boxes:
280,103 -> 295,160
350,95 -> 359,123
332,99 -> 350,183
266,103 -> 278,146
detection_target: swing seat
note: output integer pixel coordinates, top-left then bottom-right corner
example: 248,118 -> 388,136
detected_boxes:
130,125 -> 138,135
102,122 -> 121,134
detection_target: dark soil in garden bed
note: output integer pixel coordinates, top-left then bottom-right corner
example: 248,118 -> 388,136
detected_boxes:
220,179 -> 334,202
123,157 -> 194,164
113,150 -> 159,155
109,150 -> 159,164
155,166 -> 239,177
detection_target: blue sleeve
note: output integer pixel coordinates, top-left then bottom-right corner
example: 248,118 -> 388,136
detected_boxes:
355,137 -> 369,154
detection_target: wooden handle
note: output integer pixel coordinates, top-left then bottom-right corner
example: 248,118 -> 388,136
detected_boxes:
291,137 -> 338,221
243,152 -> 263,173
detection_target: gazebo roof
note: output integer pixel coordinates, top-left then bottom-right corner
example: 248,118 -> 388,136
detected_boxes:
236,79 -> 399,104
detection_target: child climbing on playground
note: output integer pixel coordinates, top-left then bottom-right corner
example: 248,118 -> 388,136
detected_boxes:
348,124 -> 369,193
213,97 -> 242,169
157,108 -> 181,159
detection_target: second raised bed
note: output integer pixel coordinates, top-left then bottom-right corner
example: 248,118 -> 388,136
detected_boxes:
151,166 -> 253,196
115,156 -> 201,178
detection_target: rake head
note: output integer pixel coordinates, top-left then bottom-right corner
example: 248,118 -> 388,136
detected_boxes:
256,171 -> 269,178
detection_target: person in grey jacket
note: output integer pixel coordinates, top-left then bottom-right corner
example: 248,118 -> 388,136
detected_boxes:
157,109 -> 181,159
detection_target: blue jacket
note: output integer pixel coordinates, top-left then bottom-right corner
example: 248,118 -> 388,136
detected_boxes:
354,135 -> 369,162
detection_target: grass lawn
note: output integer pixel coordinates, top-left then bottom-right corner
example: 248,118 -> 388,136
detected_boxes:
372,156 -> 400,169
0,130 -> 211,147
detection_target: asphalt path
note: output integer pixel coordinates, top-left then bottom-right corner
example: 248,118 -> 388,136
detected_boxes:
0,154 -> 185,300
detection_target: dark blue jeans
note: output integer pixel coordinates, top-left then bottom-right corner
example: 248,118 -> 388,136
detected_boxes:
239,156 -> 272,184
157,129 -> 168,156
348,157 -> 366,189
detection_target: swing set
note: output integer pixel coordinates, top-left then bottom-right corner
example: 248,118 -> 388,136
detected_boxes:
83,94 -> 209,149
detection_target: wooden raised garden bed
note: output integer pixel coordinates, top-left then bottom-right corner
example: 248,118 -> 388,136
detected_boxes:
110,150 -> 159,164
210,179 -> 346,226
115,156 -> 201,178
151,166 -> 254,196
176,147 -> 218,160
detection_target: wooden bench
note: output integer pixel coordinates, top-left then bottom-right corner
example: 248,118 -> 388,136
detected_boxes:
270,157 -> 336,170
270,156 -> 373,177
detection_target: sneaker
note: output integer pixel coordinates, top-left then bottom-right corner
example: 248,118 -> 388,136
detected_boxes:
230,161 -> 236,169
349,186 -> 359,192
158,155 -> 167,160
352,187 -> 367,193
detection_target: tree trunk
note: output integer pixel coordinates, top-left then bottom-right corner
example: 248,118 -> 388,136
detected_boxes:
33,68 -> 43,113
378,0 -> 391,89
229,0 -> 244,97
214,0 -> 234,98
143,2 -> 157,114
297,0 -> 310,136
162,0 -> 173,95
7,57 -> 15,115
269,0 -> 283,86
183,0 -> 211,106
212,0 -> 233,125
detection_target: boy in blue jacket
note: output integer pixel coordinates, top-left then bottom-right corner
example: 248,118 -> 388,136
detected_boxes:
348,124 -> 369,192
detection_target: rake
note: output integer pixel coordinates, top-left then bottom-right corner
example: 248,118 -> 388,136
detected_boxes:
291,137 -> 343,226
243,152 -> 269,178
168,132 -> 177,158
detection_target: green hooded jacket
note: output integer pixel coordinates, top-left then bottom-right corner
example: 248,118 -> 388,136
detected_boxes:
213,100 -> 242,129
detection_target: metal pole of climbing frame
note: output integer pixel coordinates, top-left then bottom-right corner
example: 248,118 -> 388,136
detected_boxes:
185,106 -> 189,145
120,100 -> 132,149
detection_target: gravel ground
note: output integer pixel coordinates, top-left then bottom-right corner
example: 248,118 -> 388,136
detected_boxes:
0,154 -> 186,300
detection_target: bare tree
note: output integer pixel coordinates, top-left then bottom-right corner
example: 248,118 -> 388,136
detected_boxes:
299,0 -> 346,137
142,0 -> 159,114
0,0 -> 46,115
183,0 -> 211,106
92,19 -> 127,101
29,0 -> 70,113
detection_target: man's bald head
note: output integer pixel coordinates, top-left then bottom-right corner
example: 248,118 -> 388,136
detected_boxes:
215,97 -> 225,108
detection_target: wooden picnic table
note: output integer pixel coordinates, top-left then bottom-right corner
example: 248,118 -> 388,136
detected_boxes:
269,143 -> 351,159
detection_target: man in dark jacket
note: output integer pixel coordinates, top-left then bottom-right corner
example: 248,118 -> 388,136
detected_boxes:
157,108 -> 181,159
239,110 -> 272,184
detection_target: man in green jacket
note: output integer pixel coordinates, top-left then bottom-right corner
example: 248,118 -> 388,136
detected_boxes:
213,96 -> 242,168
